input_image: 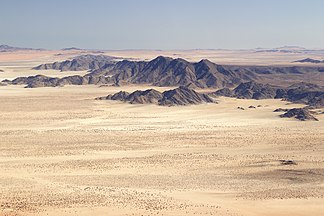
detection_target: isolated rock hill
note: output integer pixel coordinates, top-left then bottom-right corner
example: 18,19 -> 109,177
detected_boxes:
273,108 -> 289,112
214,81 -> 324,107
3,75 -> 60,88
33,55 -> 115,71
280,108 -> 319,121
294,58 -> 324,64
61,47 -> 83,51
2,74 -> 92,88
97,86 -> 215,106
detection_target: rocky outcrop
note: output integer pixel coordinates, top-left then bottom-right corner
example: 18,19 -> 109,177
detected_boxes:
215,81 -> 280,99
284,83 -> 324,107
213,88 -> 234,97
33,55 -> 115,71
5,75 -> 60,88
215,81 -> 324,107
102,89 -> 163,104
273,108 -> 289,112
98,86 -> 215,106
159,86 -> 214,106
280,108 -> 319,121
280,160 -> 297,165
232,82 -> 278,99
101,57 -> 240,89
4,74 -> 94,88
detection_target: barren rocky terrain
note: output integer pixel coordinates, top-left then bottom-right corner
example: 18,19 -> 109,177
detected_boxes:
0,50 -> 323,216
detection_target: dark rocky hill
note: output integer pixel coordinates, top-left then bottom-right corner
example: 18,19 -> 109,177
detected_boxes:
97,86 -> 215,106
61,47 -> 83,51
294,58 -> 324,64
3,75 -> 60,88
280,108 -> 319,121
33,55 -> 115,71
3,74 -> 91,88
100,57 -> 241,88
232,82 -> 278,99
215,81 -> 324,107
215,81 -> 279,99
159,86 -> 214,106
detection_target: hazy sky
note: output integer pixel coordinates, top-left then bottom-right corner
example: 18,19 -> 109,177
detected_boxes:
1,0 -> 323,50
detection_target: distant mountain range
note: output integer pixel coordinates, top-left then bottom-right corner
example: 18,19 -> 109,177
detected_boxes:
294,58 -> 324,64
255,46 -> 324,54
2,44 -> 324,53
0,44 -> 44,52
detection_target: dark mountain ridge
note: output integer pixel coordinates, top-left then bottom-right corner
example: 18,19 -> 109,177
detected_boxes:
215,81 -> 324,107
31,55 -> 324,88
33,55 -> 115,71
97,86 -> 215,106
0,44 -> 44,52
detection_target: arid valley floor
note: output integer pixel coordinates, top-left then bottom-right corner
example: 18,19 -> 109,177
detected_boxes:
0,49 -> 323,216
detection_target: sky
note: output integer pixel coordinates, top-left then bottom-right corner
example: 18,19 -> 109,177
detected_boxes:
1,0 -> 324,50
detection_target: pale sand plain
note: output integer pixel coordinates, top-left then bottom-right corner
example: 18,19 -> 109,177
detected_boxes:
0,84 -> 323,216
0,52 -> 324,216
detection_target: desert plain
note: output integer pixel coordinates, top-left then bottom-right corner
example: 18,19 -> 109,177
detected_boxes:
0,49 -> 323,216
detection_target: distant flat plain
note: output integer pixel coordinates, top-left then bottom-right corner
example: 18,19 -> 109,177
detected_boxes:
0,49 -> 323,216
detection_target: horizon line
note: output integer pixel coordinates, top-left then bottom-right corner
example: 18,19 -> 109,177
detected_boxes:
2,44 -> 324,51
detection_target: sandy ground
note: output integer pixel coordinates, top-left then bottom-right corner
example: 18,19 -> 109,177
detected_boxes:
0,84 -> 323,216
